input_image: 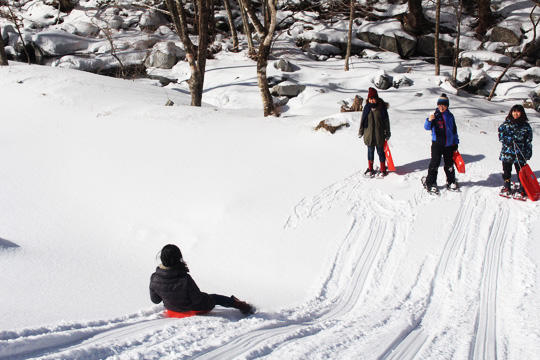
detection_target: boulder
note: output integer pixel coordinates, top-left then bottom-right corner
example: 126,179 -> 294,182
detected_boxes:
417,35 -> 455,64
529,89 -> 540,112
393,75 -> 413,88
273,57 -> 299,72
305,42 -> 342,56
271,81 -> 306,97
144,41 -> 185,69
62,20 -> 101,37
372,71 -> 393,90
380,35 -> 417,58
522,67 -> 540,83
52,55 -> 105,72
489,24 -> 521,45
456,67 -> 472,87
139,10 -> 168,32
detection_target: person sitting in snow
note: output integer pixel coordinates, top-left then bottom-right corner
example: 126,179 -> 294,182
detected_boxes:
150,244 -> 255,316
358,87 -> 391,177
423,93 -> 460,192
498,104 -> 533,199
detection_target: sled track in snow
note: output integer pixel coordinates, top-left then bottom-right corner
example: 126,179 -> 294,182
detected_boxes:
469,205 -> 510,360
379,193 -> 487,360
195,181 -> 400,359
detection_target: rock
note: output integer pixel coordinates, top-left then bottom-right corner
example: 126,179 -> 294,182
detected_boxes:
139,10 -> 168,32
529,89 -> 540,112
380,35 -> 417,58
155,25 -> 174,36
165,99 -> 174,106
305,42 -> 342,56
272,96 -> 289,107
340,95 -> 363,112
417,35 -> 455,64
271,81 -> 306,97
393,75 -> 413,88
522,67 -> 540,83
372,70 -> 393,90
14,41 -> 45,64
52,55 -> 105,72
489,24 -> 521,45
144,41 -> 185,69
456,67 -> 472,87
273,57 -> 299,72
469,70 -> 493,92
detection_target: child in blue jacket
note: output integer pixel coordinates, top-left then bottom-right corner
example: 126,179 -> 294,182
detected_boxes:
423,94 -> 459,192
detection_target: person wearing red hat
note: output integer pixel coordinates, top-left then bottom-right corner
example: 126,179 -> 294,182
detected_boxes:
358,87 -> 391,177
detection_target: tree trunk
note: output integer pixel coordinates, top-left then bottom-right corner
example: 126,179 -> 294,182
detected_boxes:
405,0 -> 428,35
237,0 -> 255,56
0,35 -> 8,66
434,0 -> 441,75
223,0 -> 239,51
243,0 -> 277,116
452,0 -> 463,82
344,0 -> 354,71
165,0 -> 209,106
476,0 -> 493,36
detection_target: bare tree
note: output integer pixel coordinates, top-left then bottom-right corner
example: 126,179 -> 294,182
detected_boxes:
452,0 -> 464,82
89,12 -> 126,77
237,0 -> 255,56
223,0 -> 239,51
0,35 -> 8,65
476,0 -> 494,37
344,0 -> 354,71
405,0 -> 429,35
242,0 -> 278,116
1,3 -> 30,64
488,4 -> 540,100
165,0 -> 211,106
434,0 -> 441,75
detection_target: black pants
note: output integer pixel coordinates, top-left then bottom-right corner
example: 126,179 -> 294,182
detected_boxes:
210,294 -> 234,307
425,142 -> 456,187
502,161 -> 522,187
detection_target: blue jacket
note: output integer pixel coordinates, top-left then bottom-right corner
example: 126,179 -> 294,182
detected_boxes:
424,109 -> 459,147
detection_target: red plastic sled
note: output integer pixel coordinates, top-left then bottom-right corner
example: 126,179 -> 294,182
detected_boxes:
453,150 -> 465,174
519,164 -> 540,201
384,141 -> 395,172
164,309 -> 209,318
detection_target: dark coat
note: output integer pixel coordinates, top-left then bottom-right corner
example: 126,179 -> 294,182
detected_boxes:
149,264 -> 215,312
498,117 -> 533,165
359,100 -> 390,147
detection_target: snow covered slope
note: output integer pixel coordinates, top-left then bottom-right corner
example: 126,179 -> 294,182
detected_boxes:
1,46 -> 539,359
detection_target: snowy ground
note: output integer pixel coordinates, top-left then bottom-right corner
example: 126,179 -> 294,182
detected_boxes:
1,39 -> 540,359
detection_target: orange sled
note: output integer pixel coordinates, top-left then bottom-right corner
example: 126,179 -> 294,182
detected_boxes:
384,141 -> 395,172
453,150 -> 465,174
519,164 -> 540,201
164,309 -> 209,318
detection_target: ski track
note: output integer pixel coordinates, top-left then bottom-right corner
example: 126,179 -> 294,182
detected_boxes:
1,174 -> 531,360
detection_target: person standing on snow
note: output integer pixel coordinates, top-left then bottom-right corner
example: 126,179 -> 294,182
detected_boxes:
358,87 -> 391,177
498,104 -> 533,199
150,244 -> 255,316
423,93 -> 460,193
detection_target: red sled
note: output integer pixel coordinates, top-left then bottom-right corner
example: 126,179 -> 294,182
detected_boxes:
384,141 -> 395,172
519,164 -> 540,201
164,309 -> 209,318
453,150 -> 465,174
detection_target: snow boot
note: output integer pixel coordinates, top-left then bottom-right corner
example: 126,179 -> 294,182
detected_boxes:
513,187 -> 527,201
231,296 -> 255,315
364,161 -> 375,178
446,181 -> 459,192
377,162 -> 388,178
422,176 -> 439,195
499,180 -> 512,198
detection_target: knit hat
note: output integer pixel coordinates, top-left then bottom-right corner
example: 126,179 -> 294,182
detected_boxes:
437,93 -> 449,107
367,87 -> 378,99
160,244 -> 182,267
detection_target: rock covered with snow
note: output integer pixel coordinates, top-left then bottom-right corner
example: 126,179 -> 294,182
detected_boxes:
358,19 -> 416,58
522,67 -> 540,83
144,41 -> 185,69
372,70 -> 393,90
271,80 -> 306,97
273,57 -> 299,72
488,21 -> 522,45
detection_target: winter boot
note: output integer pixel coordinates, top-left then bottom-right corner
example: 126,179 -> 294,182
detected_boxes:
231,295 -> 255,315
499,180 -> 512,198
364,161 -> 375,178
447,181 -> 459,191
377,161 -> 388,177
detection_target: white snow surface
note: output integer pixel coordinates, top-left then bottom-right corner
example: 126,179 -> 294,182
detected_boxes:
1,39 -> 540,360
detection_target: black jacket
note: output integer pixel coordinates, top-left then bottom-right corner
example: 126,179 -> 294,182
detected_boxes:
149,264 -> 215,312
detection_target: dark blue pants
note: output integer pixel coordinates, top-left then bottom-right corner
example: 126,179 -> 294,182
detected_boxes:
367,145 -> 385,162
